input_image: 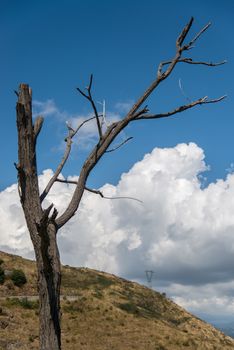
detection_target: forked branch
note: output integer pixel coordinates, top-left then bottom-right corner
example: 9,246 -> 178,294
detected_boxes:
40,115 -> 102,202
126,17 -> 224,120
77,74 -> 103,139
159,58 -> 226,70
134,95 -> 227,120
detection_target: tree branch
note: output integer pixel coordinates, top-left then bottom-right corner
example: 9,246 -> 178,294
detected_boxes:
55,18 -> 226,229
132,106 -> 149,119
157,19 -> 225,78
33,116 -> 44,140
40,138 -> 72,203
55,178 -> 142,203
185,22 -> 211,49
126,17 -> 216,118
106,136 -> 133,153
176,17 -> 194,48
77,74 -> 103,139
159,58 -> 227,68
85,187 -> 143,203
134,95 -> 227,120
55,178 -> 78,185
40,115 -> 101,203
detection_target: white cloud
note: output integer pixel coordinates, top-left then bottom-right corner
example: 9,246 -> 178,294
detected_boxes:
1,142 -> 234,319
169,281 -> 234,318
32,99 -> 122,149
67,111 -> 121,149
114,101 -> 134,113
33,99 -> 65,119
0,183 -> 32,256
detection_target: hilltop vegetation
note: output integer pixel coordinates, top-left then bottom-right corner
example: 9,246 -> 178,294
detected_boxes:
0,251 -> 233,350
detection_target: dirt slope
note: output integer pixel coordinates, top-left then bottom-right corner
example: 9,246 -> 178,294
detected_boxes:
0,251 -> 233,350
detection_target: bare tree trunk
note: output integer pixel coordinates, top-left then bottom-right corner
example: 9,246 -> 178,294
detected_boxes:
16,84 -> 62,350
36,224 -> 61,350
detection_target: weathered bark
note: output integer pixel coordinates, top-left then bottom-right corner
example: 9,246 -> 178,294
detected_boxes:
36,223 -> 61,350
16,84 -> 61,350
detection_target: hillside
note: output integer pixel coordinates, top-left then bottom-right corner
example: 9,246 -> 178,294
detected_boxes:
0,251 -> 233,350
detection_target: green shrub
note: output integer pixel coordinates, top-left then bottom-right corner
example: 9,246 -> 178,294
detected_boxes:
0,258 -> 4,265
5,297 -> 38,309
96,275 -> 114,288
117,302 -> 139,315
10,269 -> 27,287
0,266 -> 5,284
20,298 -> 38,309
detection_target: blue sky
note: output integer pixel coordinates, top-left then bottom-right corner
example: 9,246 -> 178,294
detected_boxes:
1,0 -> 234,330
0,0 -> 233,190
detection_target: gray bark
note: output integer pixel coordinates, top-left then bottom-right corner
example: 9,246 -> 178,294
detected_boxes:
16,84 -> 61,350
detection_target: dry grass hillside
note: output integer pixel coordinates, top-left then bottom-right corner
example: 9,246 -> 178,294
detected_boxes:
0,251 -> 233,350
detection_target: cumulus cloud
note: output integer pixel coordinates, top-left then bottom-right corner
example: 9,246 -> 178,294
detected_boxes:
1,142 -> 234,319
0,183 -> 31,256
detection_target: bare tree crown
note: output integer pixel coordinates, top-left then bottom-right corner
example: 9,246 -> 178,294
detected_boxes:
19,18 -> 226,229
38,18 -> 225,228
20,20 -> 224,231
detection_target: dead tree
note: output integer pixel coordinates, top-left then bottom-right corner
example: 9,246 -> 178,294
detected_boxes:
15,18 -> 225,350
